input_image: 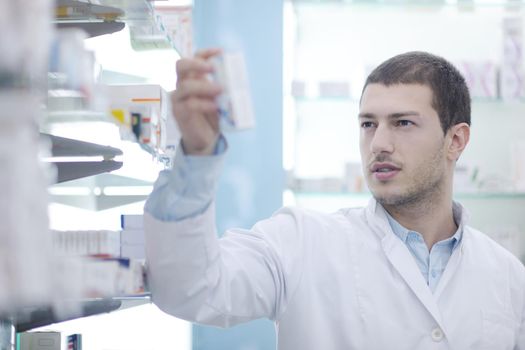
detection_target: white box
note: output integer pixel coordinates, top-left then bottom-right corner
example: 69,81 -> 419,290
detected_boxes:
512,140 -> 525,191
20,332 -> 61,350
120,214 -> 144,230
501,17 -> 524,100
121,229 -> 144,245
211,52 -> 255,131
318,80 -> 351,98
457,61 -> 498,99
107,84 -> 177,151
121,244 -> 145,260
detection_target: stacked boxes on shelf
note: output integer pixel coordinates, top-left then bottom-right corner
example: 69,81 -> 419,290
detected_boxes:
154,5 -> 193,57
501,17 -> 524,100
108,84 -> 180,157
52,230 -> 121,257
52,217 -> 146,260
19,332 -> 83,350
19,332 -> 61,350
46,28 -> 105,122
457,61 -> 498,100
55,0 -> 123,21
51,214 -> 147,298
120,214 -> 146,260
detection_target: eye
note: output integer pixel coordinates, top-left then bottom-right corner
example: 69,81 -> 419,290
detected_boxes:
397,120 -> 414,127
361,121 -> 375,129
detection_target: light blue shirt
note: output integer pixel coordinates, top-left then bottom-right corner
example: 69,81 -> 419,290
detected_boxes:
385,211 -> 463,293
144,136 -> 227,221
145,138 -> 463,292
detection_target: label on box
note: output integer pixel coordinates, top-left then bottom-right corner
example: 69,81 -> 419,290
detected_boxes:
211,52 -> 255,131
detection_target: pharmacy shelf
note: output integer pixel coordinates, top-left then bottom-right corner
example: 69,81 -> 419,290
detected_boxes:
291,95 -> 525,104
292,191 -> 525,200
113,294 -> 152,312
291,190 -> 525,215
49,173 -> 153,210
55,0 -> 187,53
455,192 -> 525,200
13,294 -> 151,332
43,134 -> 124,183
54,161 -> 123,183
46,110 -> 113,123
291,0 -> 525,8
88,0 -> 191,54
54,0 -> 125,37
99,0 -> 154,21
56,0 -> 124,21
46,133 -> 123,158
55,20 -> 126,38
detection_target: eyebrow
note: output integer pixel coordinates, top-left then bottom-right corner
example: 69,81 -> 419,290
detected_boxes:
358,111 -> 421,119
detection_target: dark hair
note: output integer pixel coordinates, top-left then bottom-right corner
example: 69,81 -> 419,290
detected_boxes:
362,51 -> 471,134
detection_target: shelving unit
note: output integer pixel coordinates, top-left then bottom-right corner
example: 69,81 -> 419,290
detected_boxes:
0,1 -> 189,348
285,1 -> 525,177
0,294 -> 152,348
54,0 -> 126,37
284,1 -> 525,263
44,134 -> 124,183
44,0 -> 184,180
56,21 -> 126,38
291,96 -> 525,103
13,294 -> 151,333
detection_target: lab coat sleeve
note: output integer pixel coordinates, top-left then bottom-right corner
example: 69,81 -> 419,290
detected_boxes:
518,305 -> 525,349
512,256 -> 525,350
144,204 -> 305,328
515,273 -> 525,349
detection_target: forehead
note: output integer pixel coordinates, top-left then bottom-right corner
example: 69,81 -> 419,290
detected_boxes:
360,83 -> 436,116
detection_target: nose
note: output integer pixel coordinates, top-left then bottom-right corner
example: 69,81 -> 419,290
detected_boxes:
370,124 -> 394,155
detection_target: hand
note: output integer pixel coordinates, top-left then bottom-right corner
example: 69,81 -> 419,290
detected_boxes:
172,48 -> 223,155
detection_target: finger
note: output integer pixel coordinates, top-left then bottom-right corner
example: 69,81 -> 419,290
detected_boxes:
204,111 -> 220,131
174,80 -> 222,100
195,48 -> 222,60
176,58 -> 214,79
176,96 -> 219,116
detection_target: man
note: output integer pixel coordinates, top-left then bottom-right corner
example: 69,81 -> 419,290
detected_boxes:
144,50 -> 525,349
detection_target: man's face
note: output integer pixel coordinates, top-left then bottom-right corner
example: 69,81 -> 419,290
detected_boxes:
359,83 -> 448,207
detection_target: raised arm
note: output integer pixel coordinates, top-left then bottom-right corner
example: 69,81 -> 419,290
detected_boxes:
144,50 -> 303,327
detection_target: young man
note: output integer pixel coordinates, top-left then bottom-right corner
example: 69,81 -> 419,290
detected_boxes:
144,51 -> 525,349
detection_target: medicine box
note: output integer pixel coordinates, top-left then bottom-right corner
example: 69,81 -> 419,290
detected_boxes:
20,332 -> 61,350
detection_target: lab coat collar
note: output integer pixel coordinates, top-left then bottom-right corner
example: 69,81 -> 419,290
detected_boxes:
365,198 -> 469,239
384,201 -> 465,250
365,198 -> 451,334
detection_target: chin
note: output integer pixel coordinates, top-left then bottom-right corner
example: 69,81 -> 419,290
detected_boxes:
369,185 -> 408,206
371,192 -> 400,206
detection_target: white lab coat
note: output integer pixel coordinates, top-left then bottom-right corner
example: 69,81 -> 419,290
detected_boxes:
145,199 -> 525,350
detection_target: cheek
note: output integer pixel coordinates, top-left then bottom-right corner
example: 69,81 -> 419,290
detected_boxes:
405,142 -> 446,171
359,134 -> 369,155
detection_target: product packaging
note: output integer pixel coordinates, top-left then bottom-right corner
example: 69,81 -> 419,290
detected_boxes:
211,52 -> 256,131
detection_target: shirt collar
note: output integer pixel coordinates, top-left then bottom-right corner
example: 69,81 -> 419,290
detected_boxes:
383,203 -> 464,249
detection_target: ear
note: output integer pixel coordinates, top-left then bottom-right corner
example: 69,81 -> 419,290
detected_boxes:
446,122 -> 470,161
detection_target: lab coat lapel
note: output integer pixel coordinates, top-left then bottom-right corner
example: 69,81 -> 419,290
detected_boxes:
381,234 -> 445,330
433,241 -> 464,300
366,199 -> 446,331
434,202 -> 468,300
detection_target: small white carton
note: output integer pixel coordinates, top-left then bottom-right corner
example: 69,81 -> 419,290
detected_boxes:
211,52 -> 255,131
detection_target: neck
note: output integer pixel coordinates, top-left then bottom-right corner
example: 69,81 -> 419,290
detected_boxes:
383,189 -> 457,250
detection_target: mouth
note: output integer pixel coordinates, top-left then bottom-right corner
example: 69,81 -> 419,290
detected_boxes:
370,162 -> 401,181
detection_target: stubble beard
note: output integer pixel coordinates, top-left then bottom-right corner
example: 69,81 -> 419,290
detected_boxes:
370,147 -> 447,212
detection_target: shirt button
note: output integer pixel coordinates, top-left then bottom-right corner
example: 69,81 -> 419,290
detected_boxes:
431,327 -> 444,342
431,270 -> 437,278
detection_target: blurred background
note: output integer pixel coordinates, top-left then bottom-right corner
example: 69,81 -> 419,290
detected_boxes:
1,0 -> 524,349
